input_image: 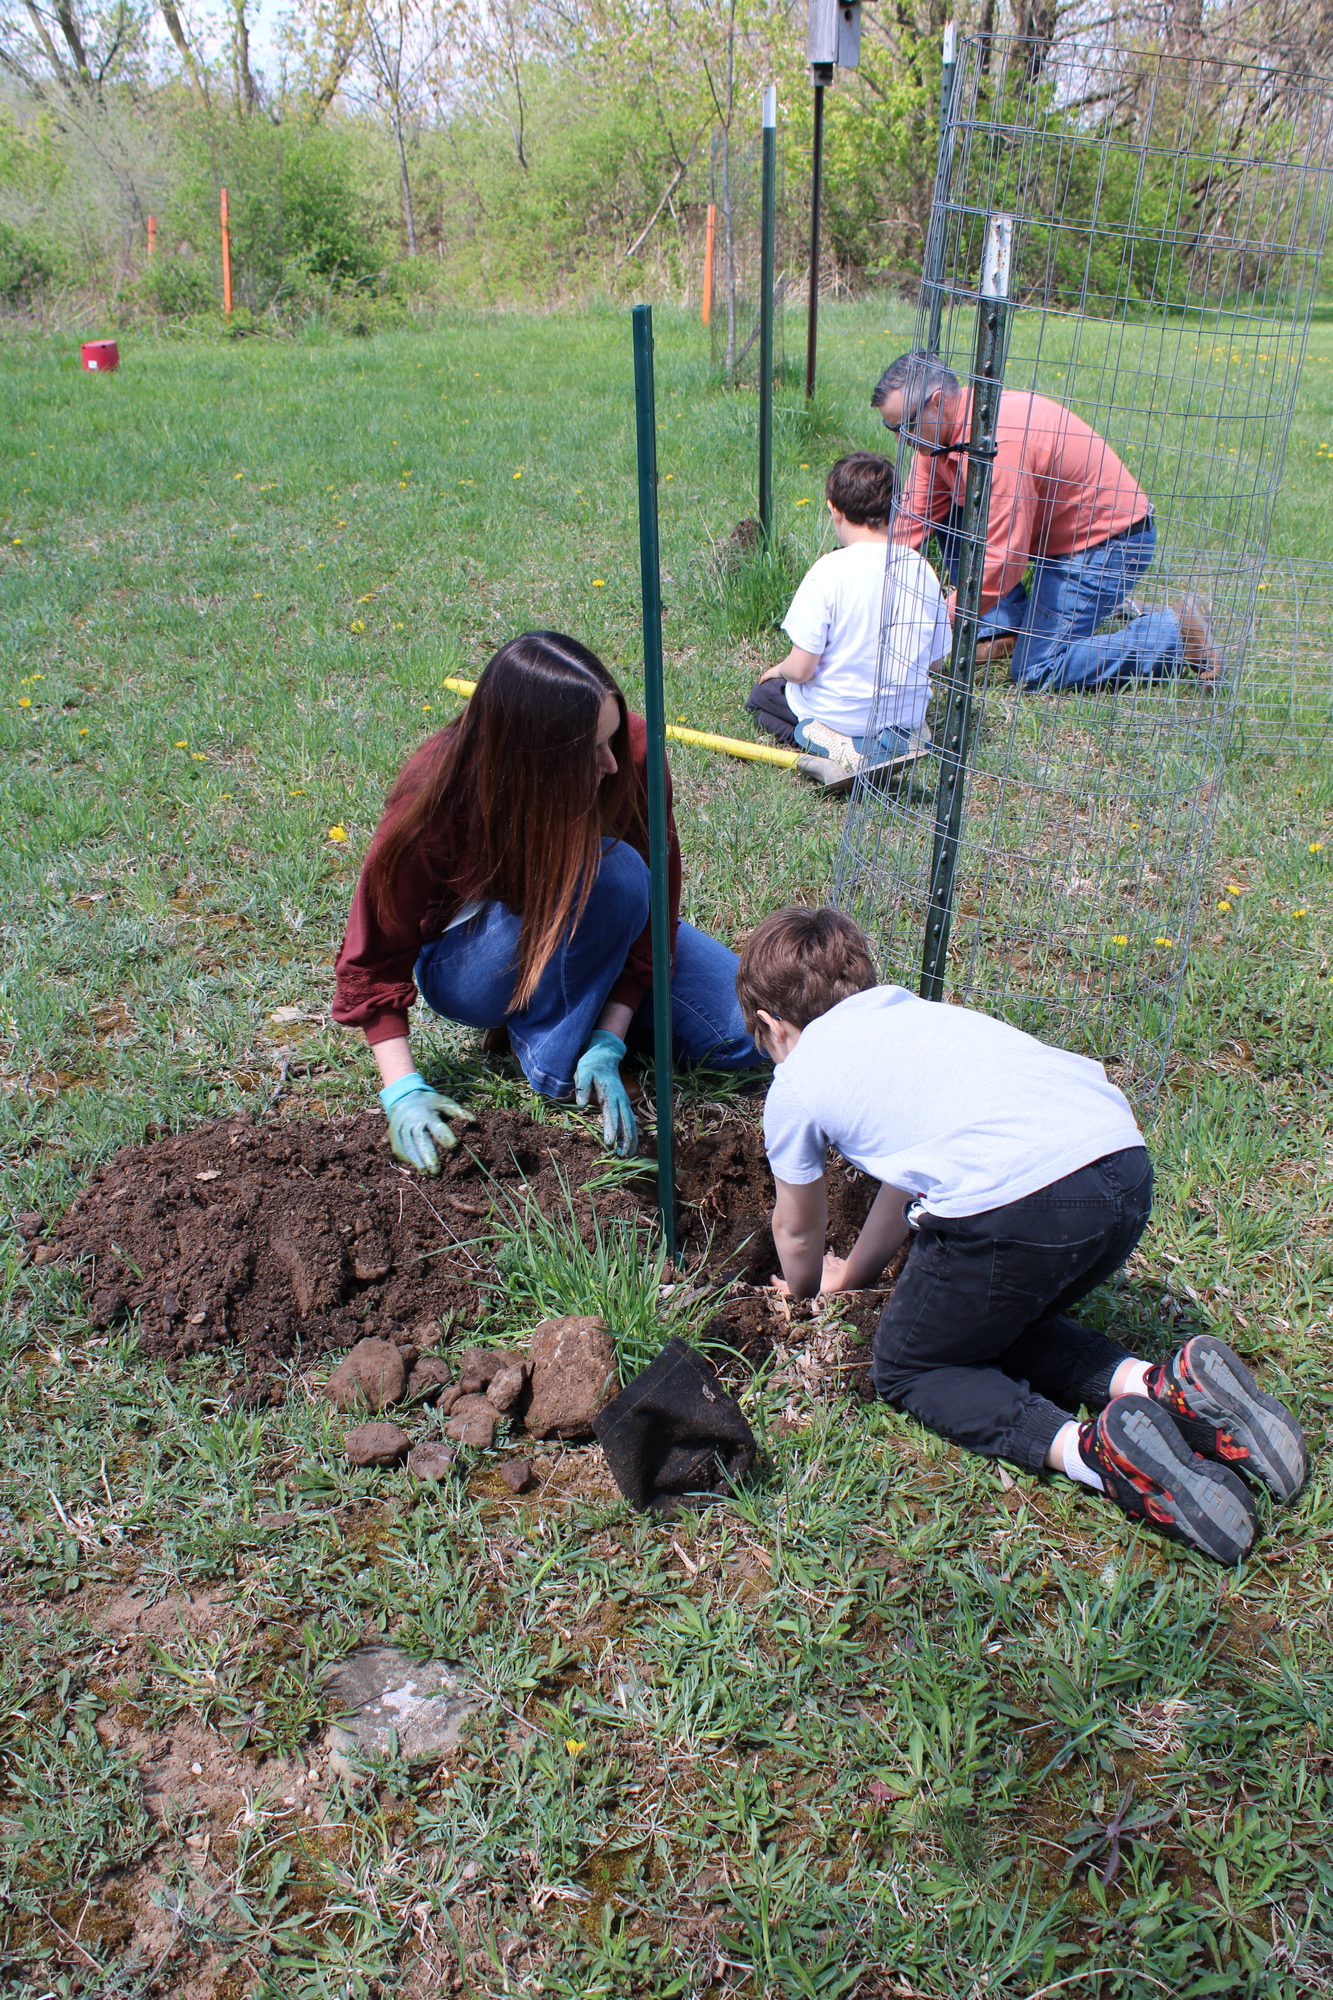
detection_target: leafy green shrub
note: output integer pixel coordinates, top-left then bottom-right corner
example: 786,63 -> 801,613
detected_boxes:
0,219 -> 53,305
138,254 -> 212,319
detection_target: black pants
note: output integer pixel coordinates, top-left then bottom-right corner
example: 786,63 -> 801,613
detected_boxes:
871,1147 -> 1153,1471
745,678 -> 799,746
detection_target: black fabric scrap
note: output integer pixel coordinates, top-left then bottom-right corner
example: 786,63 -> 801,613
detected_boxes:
593,1336 -> 756,1511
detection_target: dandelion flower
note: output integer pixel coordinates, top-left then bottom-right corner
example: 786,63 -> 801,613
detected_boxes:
665,473 -> 674,480
1294,906 -> 1308,916
1111,934 -> 1129,946
421,704 -> 432,712
795,498 -> 811,507
328,825 -> 348,842
1310,841 -> 1325,853
350,619 -> 365,633
191,752 -> 206,762
175,740 -> 188,748
513,470 -> 523,479
800,462 -> 810,469
1217,899 -> 1232,912
1225,882 -> 1244,894
565,1739 -> 586,1756
592,579 -> 606,588
78,727 -> 88,735
234,472 -> 244,480
18,697 -> 31,707
12,537 -> 23,546
1155,936 -> 1175,947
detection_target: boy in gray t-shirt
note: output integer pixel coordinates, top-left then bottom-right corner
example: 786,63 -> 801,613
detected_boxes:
735,906 -> 1307,1565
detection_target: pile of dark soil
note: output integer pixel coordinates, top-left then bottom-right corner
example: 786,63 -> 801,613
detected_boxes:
52,1107 -> 878,1393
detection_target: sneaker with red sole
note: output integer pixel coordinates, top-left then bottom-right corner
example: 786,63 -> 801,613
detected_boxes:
1145,1335 -> 1307,1501
1079,1396 -> 1256,1565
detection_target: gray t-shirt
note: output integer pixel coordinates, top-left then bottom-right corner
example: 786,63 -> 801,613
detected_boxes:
763,986 -> 1143,1219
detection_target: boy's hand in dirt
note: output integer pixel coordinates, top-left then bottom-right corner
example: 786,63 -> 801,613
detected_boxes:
769,1253 -> 849,1299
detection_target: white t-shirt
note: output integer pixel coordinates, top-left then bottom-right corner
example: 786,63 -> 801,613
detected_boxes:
782,541 -> 949,737
763,986 -> 1143,1219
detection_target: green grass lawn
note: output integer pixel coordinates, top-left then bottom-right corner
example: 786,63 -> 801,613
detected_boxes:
1,303 -> 1332,1999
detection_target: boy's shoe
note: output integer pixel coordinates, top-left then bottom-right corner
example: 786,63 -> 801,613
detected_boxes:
1145,1335 -> 1307,1501
797,721 -> 862,772
1079,1396 -> 1256,1565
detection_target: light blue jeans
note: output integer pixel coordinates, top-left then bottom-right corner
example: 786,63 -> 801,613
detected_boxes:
414,837 -> 761,1098
937,515 -> 1187,691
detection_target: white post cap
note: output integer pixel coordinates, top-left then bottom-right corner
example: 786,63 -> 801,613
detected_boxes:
762,84 -> 777,127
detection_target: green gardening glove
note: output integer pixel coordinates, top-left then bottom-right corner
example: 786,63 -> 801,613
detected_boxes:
379,1071 -> 472,1175
574,1030 -> 638,1158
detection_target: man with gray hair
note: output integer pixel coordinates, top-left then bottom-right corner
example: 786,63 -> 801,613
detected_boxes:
872,351 -> 1219,690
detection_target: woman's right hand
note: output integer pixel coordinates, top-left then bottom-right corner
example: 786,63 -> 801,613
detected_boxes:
379,1071 -> 472,1174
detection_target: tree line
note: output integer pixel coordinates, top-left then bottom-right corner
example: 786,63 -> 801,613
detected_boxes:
0,0 -> 1328,321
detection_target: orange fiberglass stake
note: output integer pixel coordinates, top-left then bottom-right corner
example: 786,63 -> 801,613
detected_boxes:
147,215 -> 156,260
702,203 -> 716,327
220,187 -> 233,317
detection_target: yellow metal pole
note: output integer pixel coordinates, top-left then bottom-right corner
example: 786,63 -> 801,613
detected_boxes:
440,677 -> 798,770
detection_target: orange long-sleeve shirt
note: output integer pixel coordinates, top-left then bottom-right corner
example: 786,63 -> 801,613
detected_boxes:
332,712 -> 681,1046
893,391 -> 1151,611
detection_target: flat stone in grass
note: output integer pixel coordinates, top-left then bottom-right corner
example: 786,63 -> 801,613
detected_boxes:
324,1646 -> 477,1766
344,1421 -> 411,1467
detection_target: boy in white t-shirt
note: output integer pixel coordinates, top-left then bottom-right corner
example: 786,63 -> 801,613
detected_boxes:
745,452 -> 949,783
734,906 -> 1307,1565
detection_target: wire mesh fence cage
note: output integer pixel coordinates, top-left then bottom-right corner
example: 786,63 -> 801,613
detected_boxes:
1238,554 -> 1333,751
836,27 -> 1333,1105
708,128 -> 787,386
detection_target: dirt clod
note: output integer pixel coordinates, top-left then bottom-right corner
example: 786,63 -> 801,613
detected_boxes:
407,1441 -> 458,1481
345,1421 -> 412,1467
445,1396 -> 498,1448
407,1356 -> 457,1403
500,1458 -> 534,1492
326,1337 -> 408,1413
486,1361 -> 529,1411
525,1315 -> 618,1438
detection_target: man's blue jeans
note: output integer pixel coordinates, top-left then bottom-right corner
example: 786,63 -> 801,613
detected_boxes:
415,837 -> 761,1098
936,514 -> 1186,691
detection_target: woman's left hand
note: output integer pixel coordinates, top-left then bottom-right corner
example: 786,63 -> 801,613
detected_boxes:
575,1030 -> 638,1157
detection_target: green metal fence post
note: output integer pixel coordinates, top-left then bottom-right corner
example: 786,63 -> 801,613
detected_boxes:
805,77 -> 826,400
759,84 -> 777,538
919,213 -> 1012,1004
924,20 -> 958,358
630,302 -> 677,1261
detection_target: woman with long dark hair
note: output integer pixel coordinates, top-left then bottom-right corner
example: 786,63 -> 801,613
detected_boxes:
333,632 -> 760,1169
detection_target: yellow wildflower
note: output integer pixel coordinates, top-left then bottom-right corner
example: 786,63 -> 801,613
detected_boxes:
328,825 -> 348,842
564,1739 -> 586,1756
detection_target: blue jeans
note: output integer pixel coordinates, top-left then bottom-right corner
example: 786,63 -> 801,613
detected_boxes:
936,514 -> 1185,691
414,837 -> 761,1098
793,720 -> 914,758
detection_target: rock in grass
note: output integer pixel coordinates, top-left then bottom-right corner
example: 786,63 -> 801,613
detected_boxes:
326,1337 -> 407,1413
457,1346 -> 527,1396
500,1459 -> 534,1493
407,1441 -> 458,1482
444,1396 -> 497,1449
406,1356 -> 457,1404
524,1316 -> 618,1440
486,1362 -> 529,1413
345,1422 -> 411,1468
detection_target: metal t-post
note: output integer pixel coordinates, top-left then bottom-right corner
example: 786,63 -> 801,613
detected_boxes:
923,21 -> 958,358
919,214 -> 1012,1004
759,85 -> 777,538
630,303 -> 677,1260
805,75 -> 828,399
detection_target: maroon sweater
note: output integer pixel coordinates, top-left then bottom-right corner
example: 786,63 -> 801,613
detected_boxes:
332,712 -> 682,1046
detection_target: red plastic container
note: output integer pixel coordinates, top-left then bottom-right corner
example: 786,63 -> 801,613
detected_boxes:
80,340 -> 119,373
